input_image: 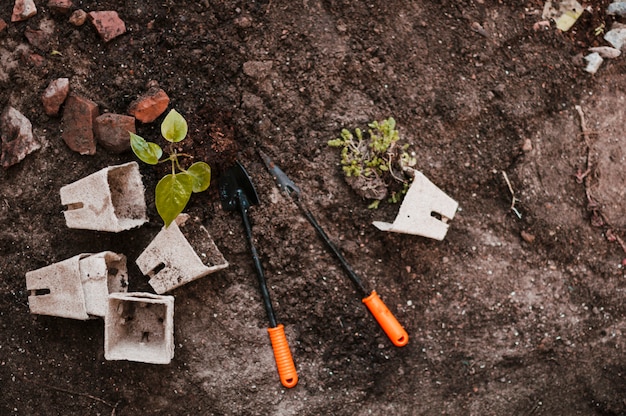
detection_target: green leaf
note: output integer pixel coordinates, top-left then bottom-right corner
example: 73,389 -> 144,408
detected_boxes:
130,132 -> 163,165
187,161 -> 211,193
155,173 -> 193,227
161,109 -> 188,143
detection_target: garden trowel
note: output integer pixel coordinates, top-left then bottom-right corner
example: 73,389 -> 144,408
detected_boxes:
259,150 -> 408,347
219,161 -> 298,388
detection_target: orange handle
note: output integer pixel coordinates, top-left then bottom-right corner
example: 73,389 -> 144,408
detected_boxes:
362,291 -> 409,347
267,324 -> 298,388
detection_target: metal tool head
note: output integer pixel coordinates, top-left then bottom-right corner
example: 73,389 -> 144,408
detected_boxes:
258,150 -> 301,198
218,161 -> 260,211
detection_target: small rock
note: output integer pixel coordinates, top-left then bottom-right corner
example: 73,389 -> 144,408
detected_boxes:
128,88 -> 170,123
607,2 -> 626,16
583,52 -> 603,74
521,230 -> 535,244
0,19 -> 7,33
24,52 -> 45,67
93,113 -> 135,154
62,94 -> 99,155
42,77 -> 70,116
24,28 -> 49,51
1,107 -> 41,169
234,15 -> 252,28
588,46 -> 621,58
12,0 -> 37,22
48,0 -> 73,14
521,138 -> 533,152
604,26 -> 626,50
242,60 -> 273,79
88,11 -> 126,42
69,9 -> 87,26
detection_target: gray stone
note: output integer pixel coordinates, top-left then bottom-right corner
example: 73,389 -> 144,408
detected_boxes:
607,2 -> 626,16
604,27 -> 626,50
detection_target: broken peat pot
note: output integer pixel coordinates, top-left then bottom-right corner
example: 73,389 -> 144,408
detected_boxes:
259,150 -> 409,348
373,170 -> 458,240
219,161 -> 298,389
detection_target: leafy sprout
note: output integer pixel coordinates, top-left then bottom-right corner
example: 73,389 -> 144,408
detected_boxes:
131,109 -> 211,227
328,117 -> 416,207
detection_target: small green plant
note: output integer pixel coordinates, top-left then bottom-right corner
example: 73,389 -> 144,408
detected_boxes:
130,109 -> 211,227
328,117 -> 416,206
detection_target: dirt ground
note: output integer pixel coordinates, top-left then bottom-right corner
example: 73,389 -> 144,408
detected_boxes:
1,0 -> 626,415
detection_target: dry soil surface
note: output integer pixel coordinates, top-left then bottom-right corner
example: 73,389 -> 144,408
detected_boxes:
1,1 -> 626,415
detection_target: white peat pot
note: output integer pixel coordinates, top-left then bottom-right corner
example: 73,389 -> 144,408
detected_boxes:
373,170 -> 458,240
60,161 -> 148,232
26,251 -> 128,320
104,292 -> 174,364
136,215 -> 229,294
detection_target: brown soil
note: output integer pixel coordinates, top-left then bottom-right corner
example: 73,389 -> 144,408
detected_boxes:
1,0 -> 626,415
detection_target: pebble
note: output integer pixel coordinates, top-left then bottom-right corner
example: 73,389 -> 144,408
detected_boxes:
1,107 -> 41,169
88,11 -> 126,42
12,0 -> 37,22
521,230 -> 536,244
93,113 -> 135,154
62,94 -> 99,155
0,19 -> 6,33
48,0 -> 73,14
42,77 -> 70,116
128,87 -> 170,123
24,28 -> 49,51
234,15 -> 252,28
521,138 -> 533,152
583,52 -> 603,74
69,9 -> 87,26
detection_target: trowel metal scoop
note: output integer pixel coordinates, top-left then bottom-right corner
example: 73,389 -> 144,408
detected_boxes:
218,161 -> 298,388
259,150 -> 408,347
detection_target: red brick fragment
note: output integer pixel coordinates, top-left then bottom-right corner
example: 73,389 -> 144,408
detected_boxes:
48,0 -> 73,14
42,78 -> 70,116
12,0 -> 37,22
62,94 -> 99,155
88,11 -> 126,42
128,88 -> 170,123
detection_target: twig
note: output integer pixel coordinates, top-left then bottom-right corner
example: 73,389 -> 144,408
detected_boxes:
574,105 -> 595,204
575,105 -> 626,257
502,171 -> 522,219
24,378 -> 120,413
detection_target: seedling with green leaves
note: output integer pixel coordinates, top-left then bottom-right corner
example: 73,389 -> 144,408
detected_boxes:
130,109 -> 211,227
328,117 -> 416,207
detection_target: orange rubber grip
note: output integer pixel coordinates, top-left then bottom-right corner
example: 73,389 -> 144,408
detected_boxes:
267,324 -> 298,388
362,290 -> 409,347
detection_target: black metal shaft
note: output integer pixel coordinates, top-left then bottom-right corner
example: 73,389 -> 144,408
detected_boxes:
294,197 -> 369,296
238,191 -> 278,328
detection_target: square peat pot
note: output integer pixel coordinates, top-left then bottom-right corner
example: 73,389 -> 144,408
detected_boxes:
136,215 -> 229,294
26,252 -> 128,320
60,161 -> 147,232
105,292 -> 175,365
